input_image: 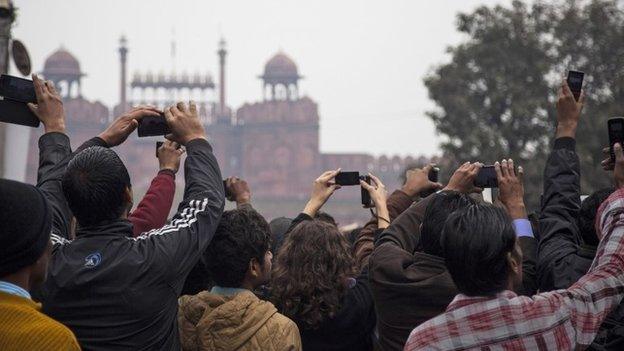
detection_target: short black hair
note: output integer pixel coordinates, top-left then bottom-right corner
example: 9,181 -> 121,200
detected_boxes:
441,203 -> 516,297
420,191 -> 476,257
204,208 -> 271,288
579,188 -> 614,246
315,211 -> 337,227
62,147 -> 131,227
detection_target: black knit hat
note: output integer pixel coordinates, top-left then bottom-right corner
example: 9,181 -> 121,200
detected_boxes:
0,179 -> 52,277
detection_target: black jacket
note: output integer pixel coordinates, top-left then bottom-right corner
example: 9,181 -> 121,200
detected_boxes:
284,214 -> 376,351
537,137 -> 624,350
38,134 -> 224,351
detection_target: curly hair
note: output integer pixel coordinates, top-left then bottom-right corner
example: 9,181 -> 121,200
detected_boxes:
204,208 -> 271,287
271,219 -> 357,330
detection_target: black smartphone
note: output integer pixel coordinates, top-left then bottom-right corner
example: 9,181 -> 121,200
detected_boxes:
361,175 -> 374,208
137,113 -> 170,137
608,117 -> 624,162
0,98 -> 40,127
567,70 -> 584,101
474,165 -> 498,188
0,74 -> 36,103
419,166 -> 440,198
335,171 -> 361,186
155,141 -> 163,157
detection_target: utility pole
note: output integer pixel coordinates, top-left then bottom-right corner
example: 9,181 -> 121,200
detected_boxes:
0,0 -> 14,178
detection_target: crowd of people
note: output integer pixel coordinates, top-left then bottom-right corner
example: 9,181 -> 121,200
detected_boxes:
1,72 -> 624,351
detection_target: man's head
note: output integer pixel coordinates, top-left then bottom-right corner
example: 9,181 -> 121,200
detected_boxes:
420,191 -> 476,257
579,187 -> 614,246
0,179 -> 54,290
442,203 -> 522,297
204,209 -> 272,289
62,146 -> 132,227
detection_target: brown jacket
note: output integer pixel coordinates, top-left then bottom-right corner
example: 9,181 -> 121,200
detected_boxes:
178,290 -> 301,351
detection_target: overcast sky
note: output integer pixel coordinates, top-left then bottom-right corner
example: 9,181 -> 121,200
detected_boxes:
12,0 -> 509,157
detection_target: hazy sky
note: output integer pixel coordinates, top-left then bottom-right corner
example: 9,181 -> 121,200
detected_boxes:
12,0 -> 509,157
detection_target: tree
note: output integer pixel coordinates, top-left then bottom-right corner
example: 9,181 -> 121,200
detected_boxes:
426,0 -> 624,210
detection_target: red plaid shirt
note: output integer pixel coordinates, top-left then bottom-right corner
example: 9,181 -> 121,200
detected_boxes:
404,189 -> 624,351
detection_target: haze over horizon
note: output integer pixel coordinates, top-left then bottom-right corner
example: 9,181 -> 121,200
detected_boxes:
12,0 -> 509,157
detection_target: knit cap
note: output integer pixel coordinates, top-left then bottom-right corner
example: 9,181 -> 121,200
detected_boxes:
0,179 -> 52,277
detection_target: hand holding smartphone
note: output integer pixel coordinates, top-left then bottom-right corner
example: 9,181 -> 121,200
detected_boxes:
0,74 -> 39,127
567,70 -> 584,101
609,117 -> 624,162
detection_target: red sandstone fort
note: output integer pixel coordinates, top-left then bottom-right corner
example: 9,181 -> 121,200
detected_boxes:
26,38 -> 432,225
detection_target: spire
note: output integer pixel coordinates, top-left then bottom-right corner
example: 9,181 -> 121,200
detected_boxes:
118,35 -> 128,111
217,37 -> 227,118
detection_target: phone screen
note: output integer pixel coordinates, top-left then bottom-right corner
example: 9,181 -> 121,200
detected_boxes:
335,171 -> 361,186
0,74 -> 37,103
567,70 -> 584,101
608,117 -> 624,161
474,165 -> 498,188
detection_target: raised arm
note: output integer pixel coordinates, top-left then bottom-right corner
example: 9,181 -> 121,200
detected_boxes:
538,78 -> 586,291
129,140 -> 183,236
136,102 -> 224,288
28,74 -> 73,241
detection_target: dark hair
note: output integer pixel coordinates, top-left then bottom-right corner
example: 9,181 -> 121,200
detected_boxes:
441,203 -> 517,297
62,147 -> 131,227
315,211 -> 337,227
269,217 -> 292,255
204,208 -> 271,288
420,191 -> 476,257
579,188 -> 614,246
271,220 -> 356,330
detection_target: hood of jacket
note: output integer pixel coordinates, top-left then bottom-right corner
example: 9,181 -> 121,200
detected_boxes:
178,290 -> 279,350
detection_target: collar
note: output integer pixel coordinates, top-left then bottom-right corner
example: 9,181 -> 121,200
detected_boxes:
76,219 -> 133,238
446,290 -> 517,312
0,281 -> 31,299
210,286 -> 250,296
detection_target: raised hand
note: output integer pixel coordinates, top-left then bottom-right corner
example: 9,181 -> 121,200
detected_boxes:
224,177 -> 251,205
495,159 -> 527,219
157,140 -> 185,174
556,77 -> 585,139
360,173 -> 391,228
303,169 -> 341,217
27,74 -> 65,134
402,164 -> 444,197
99,106 -> 161,146
444,162 -> 483,194
164,101 -> 206,145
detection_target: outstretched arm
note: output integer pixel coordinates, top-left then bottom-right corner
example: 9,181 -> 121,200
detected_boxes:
537,78 -> 586,291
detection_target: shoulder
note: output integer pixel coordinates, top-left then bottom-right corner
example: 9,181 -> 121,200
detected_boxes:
22,312 -> 80,350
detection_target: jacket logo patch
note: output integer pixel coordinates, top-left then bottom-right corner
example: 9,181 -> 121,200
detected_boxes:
84,252 -> 102,268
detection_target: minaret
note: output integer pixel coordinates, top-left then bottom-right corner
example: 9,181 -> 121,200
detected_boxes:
118,36 -> 128,111
217,37 -> 227,116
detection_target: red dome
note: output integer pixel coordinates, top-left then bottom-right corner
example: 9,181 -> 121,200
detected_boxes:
263,52 -> 299,79
43,48 -> 82,76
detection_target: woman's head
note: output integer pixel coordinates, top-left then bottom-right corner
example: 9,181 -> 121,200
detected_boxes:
271,219 -> 356,330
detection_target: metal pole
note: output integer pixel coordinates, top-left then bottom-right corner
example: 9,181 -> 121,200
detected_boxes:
0,0 -> 14,178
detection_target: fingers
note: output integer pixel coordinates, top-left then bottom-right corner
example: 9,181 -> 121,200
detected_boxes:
359,180 -> 374,191
176,101 -> 187,112
319,169 -> 340,182
517,165 -> 524,182
27,102 -> 38,114
164,107 -> 175,124
615,143 -> 624,164
189,101 -> 197,114
494,161 -> 503,180
561,77 -> 574,98
422,164 -> 433,173
368,173 -> 384,188
32,74 -> 46,100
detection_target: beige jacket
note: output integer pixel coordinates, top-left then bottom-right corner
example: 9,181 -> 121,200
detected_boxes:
178,290 -> 301,351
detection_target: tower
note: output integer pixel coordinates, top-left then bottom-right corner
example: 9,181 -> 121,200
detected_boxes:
260,52 -> 302,101
42,47 -> 84,99
217,37 -> 227,117
118,36 -> 128,112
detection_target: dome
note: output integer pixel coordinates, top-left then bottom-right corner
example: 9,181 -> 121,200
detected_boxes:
43,48 -> 83,76
262,52 -> 300,79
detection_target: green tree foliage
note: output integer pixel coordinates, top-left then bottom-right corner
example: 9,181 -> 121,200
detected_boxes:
425,0 -> 624,209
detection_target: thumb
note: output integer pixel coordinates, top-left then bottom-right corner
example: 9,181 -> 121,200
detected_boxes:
517,166 -> 524,183
615,143 -> 624,164
27,102 -> 38,114
125,119 -> 139,133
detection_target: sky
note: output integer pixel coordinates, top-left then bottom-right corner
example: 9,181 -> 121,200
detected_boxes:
12,0 -> 510,157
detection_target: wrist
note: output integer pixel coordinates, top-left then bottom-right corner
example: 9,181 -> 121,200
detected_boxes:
44,120 -> 66,134
303,199 -> 323,217
235,194 -> 251,205
181,133 -> 207,145
159,166 -> 178,174
505,202 -> 527,219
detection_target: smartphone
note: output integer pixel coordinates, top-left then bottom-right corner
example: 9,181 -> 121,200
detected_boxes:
567,70 -> 584,101
0,74 -> 36,103
137,113 -> 170,137
474,165 -> 498,188
335,171 -> 361,186
419,166 -> 440,198
608,117 -> 624,162
0,98 -> 40,127
361,175 -> 374,208
155,141 -> 163,157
